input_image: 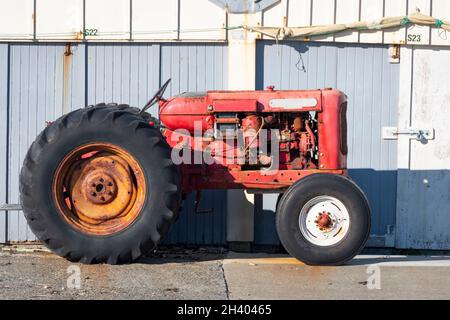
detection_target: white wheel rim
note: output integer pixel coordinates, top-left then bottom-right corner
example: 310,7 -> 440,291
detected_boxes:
298,195 -> 350,246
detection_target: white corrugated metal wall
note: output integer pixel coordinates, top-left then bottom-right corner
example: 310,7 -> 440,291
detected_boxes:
1,0 -> 450,46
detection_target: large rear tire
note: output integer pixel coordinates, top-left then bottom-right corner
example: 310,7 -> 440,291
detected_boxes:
20,104 -> 181,264
276,174 -> 371,266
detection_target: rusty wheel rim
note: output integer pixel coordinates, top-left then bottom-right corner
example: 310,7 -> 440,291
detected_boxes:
52,143 -> 146,236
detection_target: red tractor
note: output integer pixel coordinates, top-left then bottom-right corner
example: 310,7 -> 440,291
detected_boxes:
20,79 -> 371,265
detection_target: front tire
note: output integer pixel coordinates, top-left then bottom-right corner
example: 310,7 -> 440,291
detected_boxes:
20,104 -> 181,264
276,174 -> 371,265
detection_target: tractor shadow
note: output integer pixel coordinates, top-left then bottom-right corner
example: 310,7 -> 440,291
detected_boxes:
134,246 -> 450,267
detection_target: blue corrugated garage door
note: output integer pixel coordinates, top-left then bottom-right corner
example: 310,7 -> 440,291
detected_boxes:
254,40 -> 399,247
0,42 -> 228,245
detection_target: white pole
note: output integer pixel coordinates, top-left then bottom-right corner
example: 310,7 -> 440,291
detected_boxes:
225,12 -> 260,245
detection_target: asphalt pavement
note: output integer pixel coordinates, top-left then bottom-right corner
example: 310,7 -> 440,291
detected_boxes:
1,245 -> 450,300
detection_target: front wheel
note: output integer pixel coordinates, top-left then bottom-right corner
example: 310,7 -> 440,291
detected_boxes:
276,174 -> 371,265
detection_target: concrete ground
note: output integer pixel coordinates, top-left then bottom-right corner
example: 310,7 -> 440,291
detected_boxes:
1,245 -> 450,299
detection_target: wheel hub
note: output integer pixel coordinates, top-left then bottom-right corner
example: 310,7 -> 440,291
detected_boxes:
85,172 -> 117,204
299,195 -> 350,246
315,211 -> 333,230
68,152 -> 136,222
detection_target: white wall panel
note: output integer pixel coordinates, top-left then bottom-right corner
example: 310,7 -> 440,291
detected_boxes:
430,0 -> 450,45
384,0 -> 407,44
396,47 -> 450,249
133,0 -> 178,40
409,49 -> 450,170
407,0 -> 431,45
311,0 -> 335,42
262,0 -> 287,39
263,0 -> 287,26
360,0 -> 384,43
335,0 -> 360,43
0,0 -> 34,40
36,0 -> 83,40
287,0 -> 311,27
179,0 -> 226,40
85,0 -> 130,40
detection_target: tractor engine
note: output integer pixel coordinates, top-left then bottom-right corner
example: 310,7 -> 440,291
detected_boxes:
159,88 -> 347,191
227,112 -> 319,169
161,109 -> 318,169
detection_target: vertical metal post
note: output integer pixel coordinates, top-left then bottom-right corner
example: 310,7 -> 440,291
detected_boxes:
357,0 -> 362,43
83,0 -> 86,41
333,0 -> 337,42
129,0 -> 133,41
33,0 -> 37,41
177,0 -> 181,40
5,44 -> 10,243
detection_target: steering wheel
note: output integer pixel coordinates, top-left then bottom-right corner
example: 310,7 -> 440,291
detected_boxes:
140,78 -> 171,115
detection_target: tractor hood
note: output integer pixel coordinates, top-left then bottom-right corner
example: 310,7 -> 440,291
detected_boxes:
159,89 -> 332,133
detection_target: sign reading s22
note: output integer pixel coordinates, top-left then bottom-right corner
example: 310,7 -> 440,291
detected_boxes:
83,29 -> 98,36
